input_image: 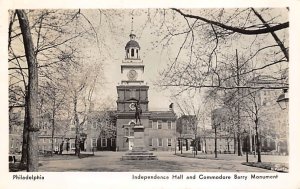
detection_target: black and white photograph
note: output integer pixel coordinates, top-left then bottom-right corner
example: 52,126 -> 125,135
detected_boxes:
1,1 -> 300,189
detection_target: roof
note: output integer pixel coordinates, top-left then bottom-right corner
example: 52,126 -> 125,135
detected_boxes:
149,111 -> 177,120
125,40 -> 140,49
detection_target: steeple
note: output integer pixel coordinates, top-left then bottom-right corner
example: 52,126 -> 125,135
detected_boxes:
125,15 -> 140,60
131,16 -> 134,34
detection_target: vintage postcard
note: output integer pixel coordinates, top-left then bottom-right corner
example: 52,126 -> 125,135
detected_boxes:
1,0 -> 300,189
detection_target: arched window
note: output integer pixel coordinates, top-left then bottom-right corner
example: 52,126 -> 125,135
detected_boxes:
131,49 -> 134,57
136,49 -> 139,58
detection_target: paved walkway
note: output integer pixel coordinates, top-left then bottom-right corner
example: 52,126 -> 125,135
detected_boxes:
38,151 -> 287,172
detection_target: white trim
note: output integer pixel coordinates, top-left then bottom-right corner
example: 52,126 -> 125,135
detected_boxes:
167,121 -> 172,129
111,138 -> 115,146
157,120 -> 162,129
101,138 -> 107,147
128,120 -> 136,125
149,138 -> 153,146
91,138 -> 97,148
167,138 -> 172,146
149,120 -> 153,129
158,138 -> 163,147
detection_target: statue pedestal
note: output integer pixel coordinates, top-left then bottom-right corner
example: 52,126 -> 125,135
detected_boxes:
132,125 -> 146,151
122,124 -> 157,160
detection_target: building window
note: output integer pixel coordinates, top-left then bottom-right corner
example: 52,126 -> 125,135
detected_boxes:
91,138 -> 97,148
43,138 -> 46,143
167,121 -> 172,129
149,138 -> 153,146
167,138 -> 172,146
152,121 -> 157,129
158,138 -> 163,147
129,128 -> 134,136
111,138 -> 115,146
49,139 -> 52,143
71,143 -> 75,149
131,49 -> 134,57
149,120 -> 153,128
11,139 -> 14,148
158,120 -> 162,129
125,128 -> 129,136
101,138 -> 107,147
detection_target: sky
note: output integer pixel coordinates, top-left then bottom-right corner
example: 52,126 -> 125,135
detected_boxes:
80,9 -> 183,111
5,8 -> 291,128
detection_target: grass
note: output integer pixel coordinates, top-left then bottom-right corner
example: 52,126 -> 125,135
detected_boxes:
9,153 -> 94,172
242,162 -> 289,173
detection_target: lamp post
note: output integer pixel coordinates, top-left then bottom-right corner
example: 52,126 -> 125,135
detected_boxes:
276,88 -> 289,110
276,88 -> 289,154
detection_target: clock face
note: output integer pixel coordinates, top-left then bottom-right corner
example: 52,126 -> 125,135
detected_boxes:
127,70 -> 137,81
129,103 -> 136,110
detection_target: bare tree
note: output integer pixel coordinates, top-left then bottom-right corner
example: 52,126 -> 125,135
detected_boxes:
9,9 -> 113,169
153,8 -> 288,94
172,92 -> 205,156
241,89 -> 265,162
16,9 -> 39,171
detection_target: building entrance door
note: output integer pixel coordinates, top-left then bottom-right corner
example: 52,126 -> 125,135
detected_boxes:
129,139 -> 134,150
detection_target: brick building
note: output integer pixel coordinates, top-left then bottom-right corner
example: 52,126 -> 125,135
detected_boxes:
115,32 -> 177,151
176,115 -> 197,151
9,108 -> 23,154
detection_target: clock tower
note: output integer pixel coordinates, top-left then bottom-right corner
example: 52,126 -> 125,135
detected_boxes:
115,30 -> 177,153
116,32 -> 149,113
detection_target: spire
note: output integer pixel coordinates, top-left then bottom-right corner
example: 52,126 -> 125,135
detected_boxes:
131,16 -> 134,34
130,10 -> 134,34
129,11 -> 136,41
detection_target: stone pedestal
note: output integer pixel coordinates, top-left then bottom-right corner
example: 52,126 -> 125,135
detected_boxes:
132,125 -> 146,151
122,124 -> 157,160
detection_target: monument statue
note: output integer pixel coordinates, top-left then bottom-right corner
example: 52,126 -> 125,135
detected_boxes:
134,100 -> 142,125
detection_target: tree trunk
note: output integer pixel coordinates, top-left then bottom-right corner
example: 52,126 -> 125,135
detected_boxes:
237,133 -> 243,156
233,132 -> 236,154
19,94 -> 28,169
16,9 -> 39,172
73,96 -> 81,157
253,134 -> 256,157
180,139 -> 183,154
236,49 -> 242,156
51,111 -> 55,156
249,128 -> 253,152
255,119 -> 262,162
214,124 -> 217,158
